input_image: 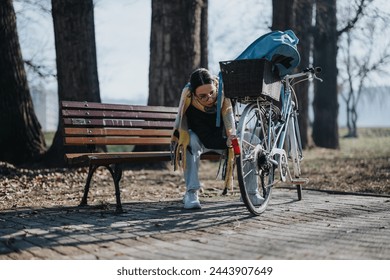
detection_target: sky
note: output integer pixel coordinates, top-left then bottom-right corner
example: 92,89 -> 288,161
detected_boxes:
94,0 -> 152,103
93,0 -> 271,104
15,0 -> 270,104
14,0 -> 390,127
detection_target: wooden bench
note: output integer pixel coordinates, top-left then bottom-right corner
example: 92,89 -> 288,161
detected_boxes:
61,101 -> 220,213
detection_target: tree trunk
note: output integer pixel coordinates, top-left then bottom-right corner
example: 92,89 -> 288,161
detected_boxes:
272,0 -> 313,149
351,106 -> 358,137
272,0 -> 295,30
200,1 -> 208,68
312,0 -> 339,149
43,0 -> 101,167
148,0 -> 208,107
346,97 -> 352,136
0,0 -> 46,166
138,0 -> 208,168
293,0 -> 314,148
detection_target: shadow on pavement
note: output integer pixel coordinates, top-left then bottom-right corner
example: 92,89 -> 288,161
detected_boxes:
0,199 -> 254,255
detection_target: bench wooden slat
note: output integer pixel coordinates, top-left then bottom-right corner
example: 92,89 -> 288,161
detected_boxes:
65,151 -> 221,165
64,127 -> 172,137
62,101 -> 178,113
65,151 -> 173,165
62,109 -> 176,121
63,118 -> 174,128
64,137 -> 171,146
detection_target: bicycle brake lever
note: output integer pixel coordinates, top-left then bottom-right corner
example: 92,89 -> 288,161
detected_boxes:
314,75 -> 323,82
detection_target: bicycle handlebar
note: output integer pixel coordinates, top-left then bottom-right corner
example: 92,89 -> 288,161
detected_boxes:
303,67 -> 322,74
283,67 -> 323,82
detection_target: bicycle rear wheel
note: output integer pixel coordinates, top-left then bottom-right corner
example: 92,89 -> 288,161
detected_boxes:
236,103 -> 275,215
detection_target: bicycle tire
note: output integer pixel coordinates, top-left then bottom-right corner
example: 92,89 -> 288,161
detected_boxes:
236,103 -> 275,215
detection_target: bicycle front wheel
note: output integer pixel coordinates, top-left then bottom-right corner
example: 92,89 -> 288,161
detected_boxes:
236,103 -> 275,215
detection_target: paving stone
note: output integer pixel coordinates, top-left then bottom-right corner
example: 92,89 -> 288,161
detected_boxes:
0,189 -> 389,259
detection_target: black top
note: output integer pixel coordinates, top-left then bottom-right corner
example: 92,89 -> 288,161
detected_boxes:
186,104 -> 227,149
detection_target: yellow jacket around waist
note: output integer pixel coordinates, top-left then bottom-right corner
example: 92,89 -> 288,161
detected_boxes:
170,84 -> 236,188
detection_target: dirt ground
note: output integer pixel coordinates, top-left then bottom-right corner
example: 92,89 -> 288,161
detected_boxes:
1,145 -> 389,211
300,151 -> 390,195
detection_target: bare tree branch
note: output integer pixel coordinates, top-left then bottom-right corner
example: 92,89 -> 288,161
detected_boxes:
24,59 -> 56,78
337,0 -> 371,37
14,0 -> 51,14
339,12 -> 390,138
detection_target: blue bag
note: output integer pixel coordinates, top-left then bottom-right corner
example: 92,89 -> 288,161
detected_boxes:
235,30 -> 300,77
216,30 -> 300,126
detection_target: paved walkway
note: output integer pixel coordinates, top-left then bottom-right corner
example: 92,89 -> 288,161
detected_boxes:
0,188 -> 389,259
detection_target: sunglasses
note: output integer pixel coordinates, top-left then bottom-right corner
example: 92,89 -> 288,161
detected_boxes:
195,89 -> 217,102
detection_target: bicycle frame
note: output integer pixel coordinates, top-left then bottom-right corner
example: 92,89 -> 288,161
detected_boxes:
233,67 -> 321,214
236,68 -> 321,184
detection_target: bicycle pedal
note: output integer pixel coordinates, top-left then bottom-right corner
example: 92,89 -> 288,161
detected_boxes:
291,178 -> 309,185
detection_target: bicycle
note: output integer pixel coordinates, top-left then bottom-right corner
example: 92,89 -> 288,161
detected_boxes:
219,58 -> 322,215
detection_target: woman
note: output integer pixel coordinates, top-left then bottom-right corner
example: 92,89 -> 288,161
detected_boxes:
171,68 -> 264,209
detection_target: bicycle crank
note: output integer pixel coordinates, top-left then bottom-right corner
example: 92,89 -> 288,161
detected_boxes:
271,148 -> 288,182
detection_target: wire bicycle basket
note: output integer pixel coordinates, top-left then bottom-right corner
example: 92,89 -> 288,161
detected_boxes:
219,58 -> 282,102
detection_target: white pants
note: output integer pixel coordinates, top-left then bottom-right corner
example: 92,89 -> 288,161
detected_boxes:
184,130 -> 224,191
184,130 -> 259,194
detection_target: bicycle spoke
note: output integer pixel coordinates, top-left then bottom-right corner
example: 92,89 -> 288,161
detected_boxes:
242,138 -> 257,149
244,112 -> 256,127
243,168 -> 255,179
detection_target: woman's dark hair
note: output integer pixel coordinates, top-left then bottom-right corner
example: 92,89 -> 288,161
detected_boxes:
189,68 -> 214,93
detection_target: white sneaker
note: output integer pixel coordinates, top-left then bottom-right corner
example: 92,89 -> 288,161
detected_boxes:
248,192 -> 265,206
183,190 -> 201,209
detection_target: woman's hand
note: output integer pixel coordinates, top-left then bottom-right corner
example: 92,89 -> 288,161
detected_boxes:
226,134 -> 238,148
227,135 -> 241,155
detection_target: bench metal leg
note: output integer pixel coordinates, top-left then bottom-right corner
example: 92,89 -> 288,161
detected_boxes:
80,164 -> 98,207
107,164 -> 124,214
296,184 -> 302,201
79,163 -> 124,213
